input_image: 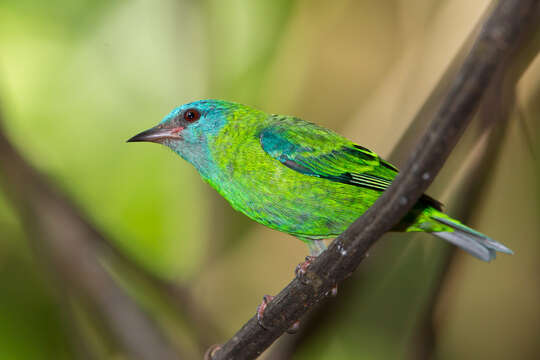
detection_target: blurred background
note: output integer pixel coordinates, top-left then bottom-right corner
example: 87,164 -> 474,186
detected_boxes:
0,0 -> 539,359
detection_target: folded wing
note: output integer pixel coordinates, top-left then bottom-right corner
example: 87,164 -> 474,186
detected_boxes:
259,116 -> 398,192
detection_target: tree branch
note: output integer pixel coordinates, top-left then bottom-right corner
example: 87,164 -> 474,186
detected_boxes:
211,1 -> 540,359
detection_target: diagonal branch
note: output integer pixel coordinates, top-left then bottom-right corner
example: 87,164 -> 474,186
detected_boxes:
210,1 -> 540,359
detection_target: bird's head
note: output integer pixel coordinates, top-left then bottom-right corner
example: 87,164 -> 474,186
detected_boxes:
128,99 -> 244,174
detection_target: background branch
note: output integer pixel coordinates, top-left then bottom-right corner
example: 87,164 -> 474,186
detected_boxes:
409,89 -> 512,360
0,115 -> 183,360
410,11 -> 540,357
97,228 -> 223,351
211,1 -> 540,359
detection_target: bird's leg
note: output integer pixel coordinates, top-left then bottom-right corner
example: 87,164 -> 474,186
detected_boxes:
295,239 -> 326,277
256,294 -> 274,329
307,239 -> 327,256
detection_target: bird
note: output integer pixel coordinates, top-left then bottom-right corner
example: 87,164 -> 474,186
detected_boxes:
128,99 -> 512,262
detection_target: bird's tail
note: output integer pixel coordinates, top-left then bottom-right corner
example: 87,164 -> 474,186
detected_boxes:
429,214 -> 513,262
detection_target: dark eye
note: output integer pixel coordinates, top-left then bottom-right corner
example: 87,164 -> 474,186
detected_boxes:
183,108 -> 201,122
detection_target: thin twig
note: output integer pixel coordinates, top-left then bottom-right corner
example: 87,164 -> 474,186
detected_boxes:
211,1 -> 540,359
60,292 -> 102,360
516,105 -> 538,161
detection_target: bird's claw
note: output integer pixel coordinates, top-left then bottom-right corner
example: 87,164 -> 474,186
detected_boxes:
286,320 -> 301,334
325,284 -> 338,297
257,295 -> 302,334
256,294 -> 275,330
204,344 -> 222,360
295,256 -> 316,277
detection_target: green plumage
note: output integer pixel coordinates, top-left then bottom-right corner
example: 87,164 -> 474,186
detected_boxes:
210,113 -> 437,238
128,99 -> 513,261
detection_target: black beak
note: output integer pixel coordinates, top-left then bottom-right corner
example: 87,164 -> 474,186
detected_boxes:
127,126 -> 181,143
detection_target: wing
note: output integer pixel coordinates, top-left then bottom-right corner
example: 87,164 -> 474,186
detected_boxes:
259,116 -> 399,192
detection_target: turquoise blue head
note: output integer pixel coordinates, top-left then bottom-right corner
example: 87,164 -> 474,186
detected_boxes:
128,99 -> 240,172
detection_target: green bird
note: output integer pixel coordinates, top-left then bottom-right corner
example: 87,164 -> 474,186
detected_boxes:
128,99 -> 512,261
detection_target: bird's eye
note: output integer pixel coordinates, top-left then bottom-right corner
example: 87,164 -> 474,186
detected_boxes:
183,108 -> 201,122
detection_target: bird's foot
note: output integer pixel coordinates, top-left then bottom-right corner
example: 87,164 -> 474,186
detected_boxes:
295,256 -> 338,296
286,320 -> 301,334
256,294 -> 275,330
256,295 -> 302,334
295,256 -> 316,278
204,344 -> 222,360
325,284 -> 338,297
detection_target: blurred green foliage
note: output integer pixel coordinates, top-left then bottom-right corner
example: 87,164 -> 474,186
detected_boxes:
0,0 -> 539,359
